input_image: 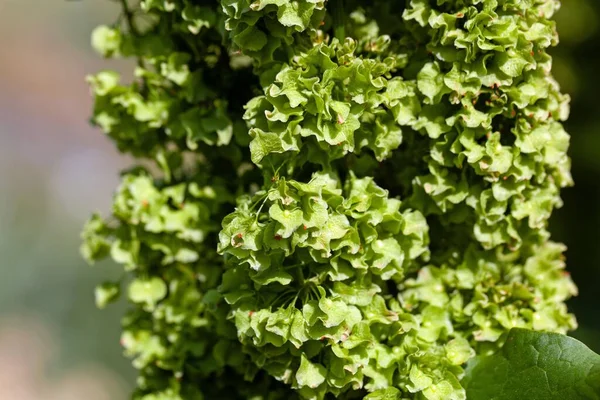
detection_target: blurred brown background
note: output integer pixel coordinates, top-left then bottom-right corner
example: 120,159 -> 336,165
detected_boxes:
0,1 -> 597,398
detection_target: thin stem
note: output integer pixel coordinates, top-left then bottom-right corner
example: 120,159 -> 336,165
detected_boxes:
283,262 -> 303,270
176,263 -> 196,282
119,0 -> 138,34
309,283 -> 321,301
274,161 -> 287,178
249,191 -> 268,210
253,194 -> 270,224
271,289 -> 296,308
291,292 -> 300,308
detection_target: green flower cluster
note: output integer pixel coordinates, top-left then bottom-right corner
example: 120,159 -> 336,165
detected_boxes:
88,0 -> 255,156
404,0 -> 572,250
244,38 -> 419,166
217,172 -> 429,396
83,0 -> 577,399
221,0 -> 326,67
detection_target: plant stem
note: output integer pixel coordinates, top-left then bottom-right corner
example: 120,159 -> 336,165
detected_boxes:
119,0 -> 138,35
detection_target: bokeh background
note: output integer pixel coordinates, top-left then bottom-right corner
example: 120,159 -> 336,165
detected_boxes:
0,0 -> 598,398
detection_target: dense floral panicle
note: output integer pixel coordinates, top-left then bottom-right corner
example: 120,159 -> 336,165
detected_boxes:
220,0 -> 327,67
82,171 -> 265,399
244,38 -> 419,169
83,0 -> 577,399
400,0 -> 572,252
89,1 -> 257,157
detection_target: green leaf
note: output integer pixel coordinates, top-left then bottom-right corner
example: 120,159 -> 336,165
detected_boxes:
81,213 -> 112,263
418,62 -> 448,103
445,337 -> 475,366
423,375 -> 465,400
249,128 -> 299,165
408,364 -> 433,392
95,281 -> 120,309
128,277 -> 168,307
494,52 -> 529,78
91,25 -> 121,57
251,268 -> 294,286
364,387 -> 402,399
269,203 -> 304,238
296,354 -> 327,389
234,25 -> 268,51
318,297 -> 349,328
463,328 -> 600,400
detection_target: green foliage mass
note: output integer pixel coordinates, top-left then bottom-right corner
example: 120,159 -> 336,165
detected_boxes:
82,0 -> 582,398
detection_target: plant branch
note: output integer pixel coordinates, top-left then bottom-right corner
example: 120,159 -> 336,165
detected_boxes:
119,0 -> 139,35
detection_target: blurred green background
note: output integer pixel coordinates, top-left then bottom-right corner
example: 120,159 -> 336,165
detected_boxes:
0,1 -> 597,398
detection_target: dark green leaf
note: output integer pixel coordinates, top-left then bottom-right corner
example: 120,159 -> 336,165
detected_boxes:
463,328 -> 600,400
